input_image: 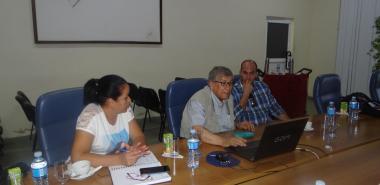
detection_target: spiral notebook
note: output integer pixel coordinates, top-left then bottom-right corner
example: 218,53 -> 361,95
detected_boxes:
108,152 -> 172,185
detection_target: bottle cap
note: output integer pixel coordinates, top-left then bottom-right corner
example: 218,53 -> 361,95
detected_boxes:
315,180 -> 326,185
34,151 -> 42,158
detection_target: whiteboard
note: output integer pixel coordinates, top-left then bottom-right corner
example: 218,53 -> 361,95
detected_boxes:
32,0 -> 162,44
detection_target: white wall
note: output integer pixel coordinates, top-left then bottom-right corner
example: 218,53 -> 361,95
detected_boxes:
0,0 -> 339,138
308,0 -> 340,95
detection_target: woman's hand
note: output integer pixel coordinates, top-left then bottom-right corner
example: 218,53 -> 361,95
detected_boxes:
118,142 -> 150,166
127,142 -> 150,154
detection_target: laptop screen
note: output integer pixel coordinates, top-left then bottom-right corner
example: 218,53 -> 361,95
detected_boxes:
255,117 -> 308,160
226,117 -> 308,161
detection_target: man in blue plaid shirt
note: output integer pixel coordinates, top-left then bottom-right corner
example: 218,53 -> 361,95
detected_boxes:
232,60 -> 289,125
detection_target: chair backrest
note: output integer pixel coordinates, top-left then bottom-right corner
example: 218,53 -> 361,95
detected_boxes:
174,77 -> 185,81
257,68 -> 265,78
35,87 -> 84,165
370,70 -> 380,102
127,82 -> 138,103
17,91 -> 32,106
15,93 -> 35,123
158,89 -> 166,114
313,74 -> 341,114
166,78 -> 207,138
139,86 -> 161,113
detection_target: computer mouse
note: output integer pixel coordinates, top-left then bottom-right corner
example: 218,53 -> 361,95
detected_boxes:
215,153 -> 230,162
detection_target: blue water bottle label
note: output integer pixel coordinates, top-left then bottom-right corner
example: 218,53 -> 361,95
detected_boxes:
31,161 -> 47,178
32,167 -> 47,178
187,139 -> 199,150
327,107 -> 335,116
350,101 -> 359,110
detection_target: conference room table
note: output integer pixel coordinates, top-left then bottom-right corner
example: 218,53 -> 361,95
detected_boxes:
241,139 -> 380,185
23,114 -> 380,185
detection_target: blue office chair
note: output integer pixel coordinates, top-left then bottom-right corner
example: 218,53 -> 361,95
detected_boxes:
35,87 -> 84,165
370,70 -> 380,102
313,74 -> 342,114
166,78 -> 207,138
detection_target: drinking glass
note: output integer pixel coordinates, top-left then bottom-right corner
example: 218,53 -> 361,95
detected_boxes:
323,115 -> 337,138
322,124 -> 333,151
54,161 -> 70,184
172,137 -> 180,156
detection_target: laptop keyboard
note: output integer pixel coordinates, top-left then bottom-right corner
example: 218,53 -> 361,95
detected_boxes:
244,141 -> 260,149
232,140 -> 259,152
225,140 -> 260,161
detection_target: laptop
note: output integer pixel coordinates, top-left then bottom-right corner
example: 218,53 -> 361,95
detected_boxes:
226,117 -> 308,161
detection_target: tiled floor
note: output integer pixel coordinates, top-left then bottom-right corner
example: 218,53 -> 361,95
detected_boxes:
0,98 -> 316,168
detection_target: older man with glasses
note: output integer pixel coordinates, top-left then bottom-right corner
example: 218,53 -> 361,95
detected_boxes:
180,66 -> 254,147
232,59 -> 289,126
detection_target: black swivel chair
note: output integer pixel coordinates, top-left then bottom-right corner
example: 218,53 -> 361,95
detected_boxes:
16,91 -> 35,140
313,74 -> 342,114
0,125 -> 4,156
370,70 -> 380,102
138,87 -> 166,141
15,91 -> 37,151
17,91 -> 32,104
175,77 -> 185,81
127,82 -> 141,110
158,89 -> 167,141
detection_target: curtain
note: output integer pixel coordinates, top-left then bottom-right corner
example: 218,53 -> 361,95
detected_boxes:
335,0 -> 380,95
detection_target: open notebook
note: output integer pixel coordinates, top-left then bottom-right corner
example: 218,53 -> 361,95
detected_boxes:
109,152 -> 171,185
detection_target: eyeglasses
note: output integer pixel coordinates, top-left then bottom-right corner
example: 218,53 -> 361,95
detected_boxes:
213,81 -> 233,87
126,173 -> 152,181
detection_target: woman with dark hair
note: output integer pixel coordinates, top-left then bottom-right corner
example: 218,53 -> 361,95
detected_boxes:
71,74 -> 149,167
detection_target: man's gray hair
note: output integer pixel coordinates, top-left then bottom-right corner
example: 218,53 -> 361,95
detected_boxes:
208,66 -> 233,81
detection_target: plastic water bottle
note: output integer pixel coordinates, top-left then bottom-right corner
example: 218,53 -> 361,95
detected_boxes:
187,129 -> 200,176
190,129 -> 200,156
31,151 -> 49,185
326,101 -> 336,138
326,102 -> 336,126
349,96 -> 359,121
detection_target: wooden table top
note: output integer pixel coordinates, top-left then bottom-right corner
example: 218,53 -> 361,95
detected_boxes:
23,139 -> 318,185
299,114 -> 380,154
240,139 -> 380,185
23,114 -> 380,185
